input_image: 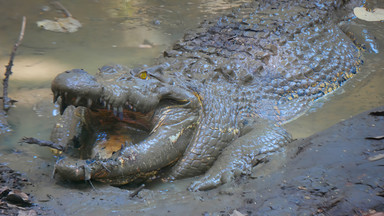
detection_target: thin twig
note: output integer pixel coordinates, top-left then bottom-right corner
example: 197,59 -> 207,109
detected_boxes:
20,137 -> 65,151
129,184 -> 145,198
87,180 -> 96,190
53,1 -> 72,17
3,16 -> 26,111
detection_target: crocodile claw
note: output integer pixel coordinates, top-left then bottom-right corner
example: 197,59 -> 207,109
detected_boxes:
189,170 -> 235,191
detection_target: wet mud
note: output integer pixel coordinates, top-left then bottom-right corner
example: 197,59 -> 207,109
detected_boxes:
140,106 -> 384,216
0,164 -> 50,215
10,106 -> 382,215
235,106 -> 384,216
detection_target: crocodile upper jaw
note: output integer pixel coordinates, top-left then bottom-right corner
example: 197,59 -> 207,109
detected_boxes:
51,69 -> 200,162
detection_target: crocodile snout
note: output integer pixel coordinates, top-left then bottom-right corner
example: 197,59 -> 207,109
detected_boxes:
52,69 -> 101,94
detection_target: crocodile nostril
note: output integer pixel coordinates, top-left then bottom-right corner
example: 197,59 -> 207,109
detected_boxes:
99,65 -> 118,74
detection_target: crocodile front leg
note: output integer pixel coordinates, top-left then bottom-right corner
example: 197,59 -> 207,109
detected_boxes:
189,119 -> 291,191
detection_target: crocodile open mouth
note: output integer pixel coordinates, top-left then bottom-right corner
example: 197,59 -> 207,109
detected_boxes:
53,93 -> 191,160
47,69 -> 201,184
77,107 -> 152,160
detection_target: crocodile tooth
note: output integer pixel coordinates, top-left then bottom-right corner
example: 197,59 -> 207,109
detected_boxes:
53,91 -> 59,103
125,101 -> 131,110
56,96 -> 62,107
118,106 -> 124,120
107,103 -> 111,111
113,107 -> 118,116
75,96 -> 82,105
102,100 -> 107,108
124,101 -> 135,111
87,98 -> 93,108
59,100 -> 68,115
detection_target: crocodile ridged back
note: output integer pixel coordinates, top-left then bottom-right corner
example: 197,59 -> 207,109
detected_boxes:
159,0 -> 361,122
164,0 -> 362,177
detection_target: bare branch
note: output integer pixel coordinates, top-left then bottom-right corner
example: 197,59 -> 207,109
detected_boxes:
3,16 -> 26,111
53,1 -> 72,17
20,137 -> 65,151
129,184 -> 145,198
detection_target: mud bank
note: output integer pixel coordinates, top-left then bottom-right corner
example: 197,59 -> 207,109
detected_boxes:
22,106 -> 382,215
136,106 -> 384,216
234,106 -> 384,215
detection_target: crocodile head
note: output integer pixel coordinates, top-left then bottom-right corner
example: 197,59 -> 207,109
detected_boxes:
51,65 -> 201,184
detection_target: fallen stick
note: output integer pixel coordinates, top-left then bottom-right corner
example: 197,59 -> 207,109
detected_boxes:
2,16 -> 26,111
53,1 -> 72,17
20,137 -> 65,151
129,184 -> 145,198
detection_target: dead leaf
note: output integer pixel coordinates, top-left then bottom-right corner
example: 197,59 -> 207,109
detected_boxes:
368,153 -> 384,161
354,7 -> 384,21
0,186 -> 11,198
37,17 -> 82,33
298,186 -> 307,190
369,111 -> 384,116
366,135 -> 384,140
364,211 -> 384,216
17,210 -> 37,216
231,209 -> 246,216
138,44 -> 153,49
5,190 -> 32,207
36,2 -> 81,33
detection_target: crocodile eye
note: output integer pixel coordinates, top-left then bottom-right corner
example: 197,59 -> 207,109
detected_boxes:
138,71 -> 148,80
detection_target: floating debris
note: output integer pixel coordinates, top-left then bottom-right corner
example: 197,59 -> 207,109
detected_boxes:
37,17 -> 81,33
36,1 -> 81,33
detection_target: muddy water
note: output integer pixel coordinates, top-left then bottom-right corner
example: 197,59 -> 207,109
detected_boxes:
0,0 -> 383,215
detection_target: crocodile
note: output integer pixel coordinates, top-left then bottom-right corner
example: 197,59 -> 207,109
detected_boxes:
50,0 -> 363,191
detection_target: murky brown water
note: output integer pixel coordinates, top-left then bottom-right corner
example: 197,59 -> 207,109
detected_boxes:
0,0 -> 383,214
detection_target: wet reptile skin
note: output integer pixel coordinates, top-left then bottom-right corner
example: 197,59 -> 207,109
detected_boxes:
50,0 -> 363,190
